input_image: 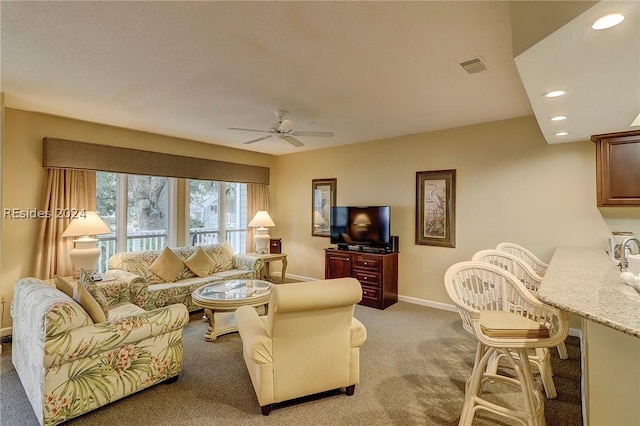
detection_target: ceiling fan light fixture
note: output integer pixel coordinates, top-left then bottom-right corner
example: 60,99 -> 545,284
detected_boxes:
230,110 -> 334,148
591,13 -> 625,30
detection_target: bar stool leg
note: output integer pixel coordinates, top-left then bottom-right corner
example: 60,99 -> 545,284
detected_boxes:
459,343 -> 492,426
557,341 -> 569,360
511,348 -> 546,426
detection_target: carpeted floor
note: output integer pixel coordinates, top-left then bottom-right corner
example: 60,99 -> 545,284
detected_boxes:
0,301 -> 582,425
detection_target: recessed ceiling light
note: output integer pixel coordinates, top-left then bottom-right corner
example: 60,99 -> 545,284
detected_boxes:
544,90 -> 568,98
591,13 -> 625,30
554,131 -> 569,136
551,115 -> 567,121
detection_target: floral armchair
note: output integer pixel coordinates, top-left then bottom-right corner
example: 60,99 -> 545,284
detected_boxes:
11,277 -> 189,426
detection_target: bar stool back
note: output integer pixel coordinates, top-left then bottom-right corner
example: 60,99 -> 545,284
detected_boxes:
444,261 -> 568,426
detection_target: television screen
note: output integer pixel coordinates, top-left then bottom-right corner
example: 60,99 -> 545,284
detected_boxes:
330,206 -> 390,247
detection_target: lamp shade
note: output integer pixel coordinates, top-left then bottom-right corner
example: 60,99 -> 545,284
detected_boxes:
248,211 -> 275,228
61,211 -> 112,238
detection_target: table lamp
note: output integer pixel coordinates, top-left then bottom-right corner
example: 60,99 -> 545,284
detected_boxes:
61,211 -> 112,275
248,211 -> 275,254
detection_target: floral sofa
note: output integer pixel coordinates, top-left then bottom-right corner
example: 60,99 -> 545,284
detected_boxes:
11,276 -> 189,426
107,243 -> 264,312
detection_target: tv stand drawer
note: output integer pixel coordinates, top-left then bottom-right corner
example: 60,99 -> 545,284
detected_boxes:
361,285 -> 380,302
354,271 -> 380,286
353,255 -> 381,271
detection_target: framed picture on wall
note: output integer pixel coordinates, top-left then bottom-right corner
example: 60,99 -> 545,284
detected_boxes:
312,178 -> 336,237
416,169 -> 456,247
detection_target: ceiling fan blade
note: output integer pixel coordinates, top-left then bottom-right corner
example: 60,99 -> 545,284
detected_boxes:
282,135 -> 304,147
278,119 -> 294,133
228,127 -> 271,134
243,135 -> 273,145
291,131 -> 335,137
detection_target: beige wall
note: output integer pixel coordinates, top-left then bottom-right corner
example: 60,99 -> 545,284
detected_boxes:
0,108 -> 274,331
272,115 -> 625,306
3,109 -> 639,332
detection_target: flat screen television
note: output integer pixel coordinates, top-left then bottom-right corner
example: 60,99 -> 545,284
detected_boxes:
330,206 -> 390,248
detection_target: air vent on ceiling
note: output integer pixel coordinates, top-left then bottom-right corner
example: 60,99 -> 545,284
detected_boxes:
459,57 -> 487,74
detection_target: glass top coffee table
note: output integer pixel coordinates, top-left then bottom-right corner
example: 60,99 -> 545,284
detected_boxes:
192,279 -> 272,341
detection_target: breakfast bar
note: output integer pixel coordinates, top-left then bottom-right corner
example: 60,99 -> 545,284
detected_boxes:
537,246 -> 640,426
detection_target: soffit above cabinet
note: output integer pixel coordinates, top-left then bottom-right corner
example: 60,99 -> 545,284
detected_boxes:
515,0 -> 639,145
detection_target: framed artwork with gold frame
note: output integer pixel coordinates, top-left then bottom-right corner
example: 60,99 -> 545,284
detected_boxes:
312,178 -> 336,237
416,170 -> 456,247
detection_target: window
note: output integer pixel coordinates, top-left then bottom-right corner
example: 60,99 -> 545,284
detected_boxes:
96,172 -> 175,272
188,180 -> 248,253
96,173 -> 249,271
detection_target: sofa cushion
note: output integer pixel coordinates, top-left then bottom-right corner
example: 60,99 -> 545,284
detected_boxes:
54,275 -> 75,298
149,247 -> 184,282
184,246 -> 215,277
201,243 -> 234,273
73,281 -> 107,323
79,271 -> 110,318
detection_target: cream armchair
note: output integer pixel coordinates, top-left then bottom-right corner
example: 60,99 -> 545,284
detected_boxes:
234,278 -> 367,415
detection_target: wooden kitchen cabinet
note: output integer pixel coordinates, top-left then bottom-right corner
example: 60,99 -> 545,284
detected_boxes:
325,249 -> 398,310
592,130 -> 640,206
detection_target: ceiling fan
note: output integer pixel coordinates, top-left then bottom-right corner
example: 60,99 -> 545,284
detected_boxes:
228,110 -> 334,147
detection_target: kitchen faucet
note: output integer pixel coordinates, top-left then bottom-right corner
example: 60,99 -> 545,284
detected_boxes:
619,237 -> 640,272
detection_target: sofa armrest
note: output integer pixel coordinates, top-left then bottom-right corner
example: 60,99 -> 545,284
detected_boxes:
106,269 -> 149,308
44,303 -> 189,369
235,305 -> 273,364
233,254 -> 265,278
350,317 -> 367,348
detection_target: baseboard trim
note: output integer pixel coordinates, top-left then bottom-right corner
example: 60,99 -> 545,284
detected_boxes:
398,294 -> 458,312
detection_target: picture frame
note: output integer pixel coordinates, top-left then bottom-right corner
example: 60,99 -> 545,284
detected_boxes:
416,169 -> 456,247
312,178 -> 336,237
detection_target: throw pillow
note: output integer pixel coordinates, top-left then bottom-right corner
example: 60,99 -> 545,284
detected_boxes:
79,270 -> 110,318
73,276 -> 107,323
184,246 -> 215,278
54,275 -> 75,298
148,247 -> 185,282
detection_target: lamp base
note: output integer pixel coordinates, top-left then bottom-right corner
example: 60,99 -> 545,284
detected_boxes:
254,228 -> 271,254
69,238 -> 100,276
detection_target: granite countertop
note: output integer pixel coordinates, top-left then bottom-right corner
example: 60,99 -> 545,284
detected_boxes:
537,246 -> 640,339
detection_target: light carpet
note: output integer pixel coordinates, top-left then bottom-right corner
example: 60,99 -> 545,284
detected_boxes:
0,302 -> 582,425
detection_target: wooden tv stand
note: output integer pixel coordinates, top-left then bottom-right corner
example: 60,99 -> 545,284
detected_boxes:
324,248 -> 398,310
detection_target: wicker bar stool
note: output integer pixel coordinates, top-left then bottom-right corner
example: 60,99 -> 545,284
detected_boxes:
490,246 -> 568,360
496,242 -> 549,277
444,261 -> 568,426
471,249 -> 564,398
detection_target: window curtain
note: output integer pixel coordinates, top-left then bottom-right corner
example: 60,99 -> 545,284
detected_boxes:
33,169 -> 97,279
246,183 -> 270,253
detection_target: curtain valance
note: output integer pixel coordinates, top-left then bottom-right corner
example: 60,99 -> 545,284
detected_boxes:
43,137 -> 270,185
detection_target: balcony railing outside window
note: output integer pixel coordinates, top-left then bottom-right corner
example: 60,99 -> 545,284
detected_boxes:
97,228 -> 247,272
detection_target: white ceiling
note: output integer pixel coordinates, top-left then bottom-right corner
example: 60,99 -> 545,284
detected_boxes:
1,1 -> 637,156
515,0 -> 639,144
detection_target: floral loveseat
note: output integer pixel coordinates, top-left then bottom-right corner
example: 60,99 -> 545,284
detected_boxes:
107,243 -> 264,312
11,276 -> 189,426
